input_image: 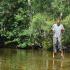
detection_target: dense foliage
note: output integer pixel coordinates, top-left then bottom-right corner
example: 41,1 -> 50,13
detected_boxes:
0,0 -> 70,49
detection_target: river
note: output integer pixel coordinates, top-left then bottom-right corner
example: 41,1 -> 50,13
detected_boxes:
0,48 -> 70,70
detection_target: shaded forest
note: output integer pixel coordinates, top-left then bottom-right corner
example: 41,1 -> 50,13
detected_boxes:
0,0 -> 70,49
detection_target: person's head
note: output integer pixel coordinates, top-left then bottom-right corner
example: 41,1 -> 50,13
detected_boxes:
56,18 -> 61,26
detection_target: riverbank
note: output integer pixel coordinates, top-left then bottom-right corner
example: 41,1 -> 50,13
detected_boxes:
0,45 -> 70,53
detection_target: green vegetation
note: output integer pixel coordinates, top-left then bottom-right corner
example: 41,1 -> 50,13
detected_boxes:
0,0 -> 70,49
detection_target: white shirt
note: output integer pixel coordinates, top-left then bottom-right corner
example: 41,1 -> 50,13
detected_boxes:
52,24 -> 64,38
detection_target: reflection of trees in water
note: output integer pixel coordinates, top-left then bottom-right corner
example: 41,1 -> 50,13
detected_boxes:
0,49 -> 70,70
0,48 -> 17,59
0,48 -> 17,70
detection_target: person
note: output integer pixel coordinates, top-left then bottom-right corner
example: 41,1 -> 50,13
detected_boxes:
51,18 -> 65,58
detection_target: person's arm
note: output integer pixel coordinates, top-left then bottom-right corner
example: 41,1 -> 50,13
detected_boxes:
51,24 -> 54,31
61,24 -> 65,33
49,24 -> 54,37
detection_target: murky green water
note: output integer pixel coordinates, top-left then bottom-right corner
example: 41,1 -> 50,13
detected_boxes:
0,48 -> 70,70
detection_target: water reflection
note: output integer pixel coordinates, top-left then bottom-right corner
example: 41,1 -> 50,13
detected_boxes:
0,48 -> 70,70
50,58 -> 64,70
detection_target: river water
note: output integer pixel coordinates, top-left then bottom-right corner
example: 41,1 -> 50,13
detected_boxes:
0,48 -> 70,70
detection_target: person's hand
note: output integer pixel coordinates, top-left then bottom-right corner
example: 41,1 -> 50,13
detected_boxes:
61,29 -> 64,33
